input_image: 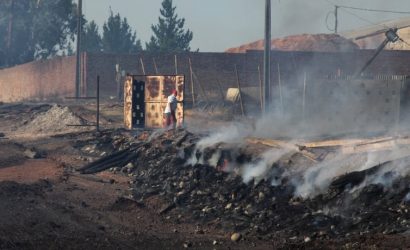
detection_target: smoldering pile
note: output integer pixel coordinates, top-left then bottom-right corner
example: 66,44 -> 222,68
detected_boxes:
79,129 -> 410,242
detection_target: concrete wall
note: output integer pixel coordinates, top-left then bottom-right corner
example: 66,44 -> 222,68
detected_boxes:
0,56 -> 76,103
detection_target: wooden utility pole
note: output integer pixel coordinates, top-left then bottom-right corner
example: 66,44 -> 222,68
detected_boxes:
235,65 -> 245,116
174,54 -> 178,75
263,0 -> 271,114
75,0 -> 82,98
277,63 -> 283,114
258,65 -> 263,112
139,57 -> 146,75
188,58 -> 196,106
153,58 -> 159,74
6,0 -> 14,66
334,5 -> 339,34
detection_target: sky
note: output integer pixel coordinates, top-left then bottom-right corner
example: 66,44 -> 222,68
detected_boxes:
83,0 -> 410,52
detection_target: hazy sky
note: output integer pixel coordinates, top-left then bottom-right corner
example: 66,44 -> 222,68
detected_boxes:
83,0 -> 410,52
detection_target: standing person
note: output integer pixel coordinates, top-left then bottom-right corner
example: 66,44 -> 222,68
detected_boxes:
164,89 -> 178,129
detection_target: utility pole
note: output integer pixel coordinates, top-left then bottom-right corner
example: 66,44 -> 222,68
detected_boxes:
6,0 -> 14,66
334,5 -> 339,34
263,0 -> 271,114
75,0 -> 82,98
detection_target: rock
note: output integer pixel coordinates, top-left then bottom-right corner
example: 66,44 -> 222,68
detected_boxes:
231,232 -> 242,242
183,241 -> 192,248
304,237 -> 311,243
202,206 -> 212,213
225,203 -> 232,210
24,148 -> 40,159
125,163 -> 134,169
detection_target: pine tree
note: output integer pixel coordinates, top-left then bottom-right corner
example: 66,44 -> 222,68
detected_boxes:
146,0 -> 193,53
0,0 -> 77,67
102,10 -> 142,54
82,21 -> 102,53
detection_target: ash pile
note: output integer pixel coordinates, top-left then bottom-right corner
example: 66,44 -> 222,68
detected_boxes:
79,128 -> 410,243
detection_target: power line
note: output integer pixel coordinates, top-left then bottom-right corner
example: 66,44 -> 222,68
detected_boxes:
323,0 -> 390,31
399,37 -> 410,47
323,0 -> 410,15
339,7 -> 387,28
325,11 -> 336,32
338,5 -> 410,15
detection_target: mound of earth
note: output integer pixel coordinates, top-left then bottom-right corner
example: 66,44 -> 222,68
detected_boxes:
226,33 -> 359,53
19,104 -> 87,135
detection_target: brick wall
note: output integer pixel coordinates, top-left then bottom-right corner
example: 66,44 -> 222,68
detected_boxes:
84,50 -> 410,102
1,50 -> 410,103
0,56 -> 76,103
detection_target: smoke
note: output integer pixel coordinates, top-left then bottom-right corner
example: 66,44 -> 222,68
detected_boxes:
185,68 -> 410,201
241,148 -> 292,184
195,122 -> 253,150
292,153 -> 366,198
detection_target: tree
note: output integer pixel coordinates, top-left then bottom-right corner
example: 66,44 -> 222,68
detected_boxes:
0,0 -> 77,67
146,0 -> 193,53
102,11 -> 142,54
82,21 -> 102,53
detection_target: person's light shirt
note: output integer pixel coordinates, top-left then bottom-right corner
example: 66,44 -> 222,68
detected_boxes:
164,95 -> 177,113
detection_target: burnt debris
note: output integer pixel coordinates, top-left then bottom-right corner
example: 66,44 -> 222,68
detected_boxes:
78,129 -> 410,242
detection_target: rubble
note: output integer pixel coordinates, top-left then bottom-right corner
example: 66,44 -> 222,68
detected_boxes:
19,104 -> 89,135
231,232 -> 242,242
23,148 -> 41,159
78,128 -> 410,242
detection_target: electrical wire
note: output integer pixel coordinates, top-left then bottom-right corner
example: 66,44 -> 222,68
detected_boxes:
339,7 -> 388,29
323,0 -> 410,15
323,0 -> 389,30
325,11 -> 336,32
399,37 -> 410,47
338,5 -> 410,15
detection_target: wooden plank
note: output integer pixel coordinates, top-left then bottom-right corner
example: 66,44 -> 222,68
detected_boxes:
302,137 -> 394,148
342,137 -> 410,154
245,137 -> 318,163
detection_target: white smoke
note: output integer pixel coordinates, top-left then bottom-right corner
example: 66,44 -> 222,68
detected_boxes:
241,148 -> 292,184
187,73 -> 410,199
196,122 -> 253,150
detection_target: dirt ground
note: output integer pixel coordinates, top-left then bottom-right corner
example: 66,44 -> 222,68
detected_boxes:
0,101 -> 268,250
0,101 -> 410,249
